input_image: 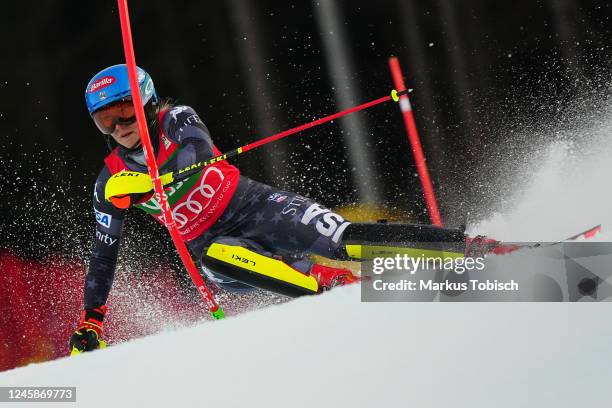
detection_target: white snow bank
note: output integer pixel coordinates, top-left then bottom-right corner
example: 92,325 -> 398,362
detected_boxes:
1,285 -> 611,408
471,103 -> 612,242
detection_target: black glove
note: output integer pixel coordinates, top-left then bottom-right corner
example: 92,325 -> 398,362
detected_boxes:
69,305 -> 108,355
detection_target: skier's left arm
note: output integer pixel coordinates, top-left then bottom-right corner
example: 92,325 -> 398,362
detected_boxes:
162,106 -> 216,166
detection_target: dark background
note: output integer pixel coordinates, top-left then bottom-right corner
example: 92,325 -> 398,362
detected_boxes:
1,0 -> 611,259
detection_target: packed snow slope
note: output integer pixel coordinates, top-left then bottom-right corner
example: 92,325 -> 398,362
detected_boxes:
1,286 -> 611,408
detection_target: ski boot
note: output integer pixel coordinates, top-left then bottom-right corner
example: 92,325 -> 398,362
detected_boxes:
310,264 -> 360,292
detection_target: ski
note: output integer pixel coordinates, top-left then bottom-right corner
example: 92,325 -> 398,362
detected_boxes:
490,224 -> 602,256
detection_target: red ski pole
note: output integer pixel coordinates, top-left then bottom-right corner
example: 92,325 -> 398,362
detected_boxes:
167,89 -> 408,183
117,0 -> 223,319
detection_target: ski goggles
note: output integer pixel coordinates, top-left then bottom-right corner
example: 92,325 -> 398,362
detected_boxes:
92,99 -> 137,134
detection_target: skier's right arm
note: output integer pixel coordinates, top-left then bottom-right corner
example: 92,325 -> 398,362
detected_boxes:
70,167 -> 125,354
86,167 -> 126,308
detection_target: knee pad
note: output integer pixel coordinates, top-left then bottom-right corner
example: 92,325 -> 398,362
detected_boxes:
199,263 -> 256,293
199,237 -> 257,293
200,240 -> 319,297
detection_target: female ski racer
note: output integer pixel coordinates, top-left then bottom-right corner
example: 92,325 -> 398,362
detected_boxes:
70,64 -> 474,354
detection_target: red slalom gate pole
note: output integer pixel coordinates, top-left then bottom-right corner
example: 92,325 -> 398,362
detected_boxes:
388,57 -> 443,227
117,0 -> 223,319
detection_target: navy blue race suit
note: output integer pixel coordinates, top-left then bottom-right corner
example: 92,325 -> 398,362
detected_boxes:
86,106 -> 350,308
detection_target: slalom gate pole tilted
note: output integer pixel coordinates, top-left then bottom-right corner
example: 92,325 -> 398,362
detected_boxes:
388,57 -> 443,227
116,0 -> 224,319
